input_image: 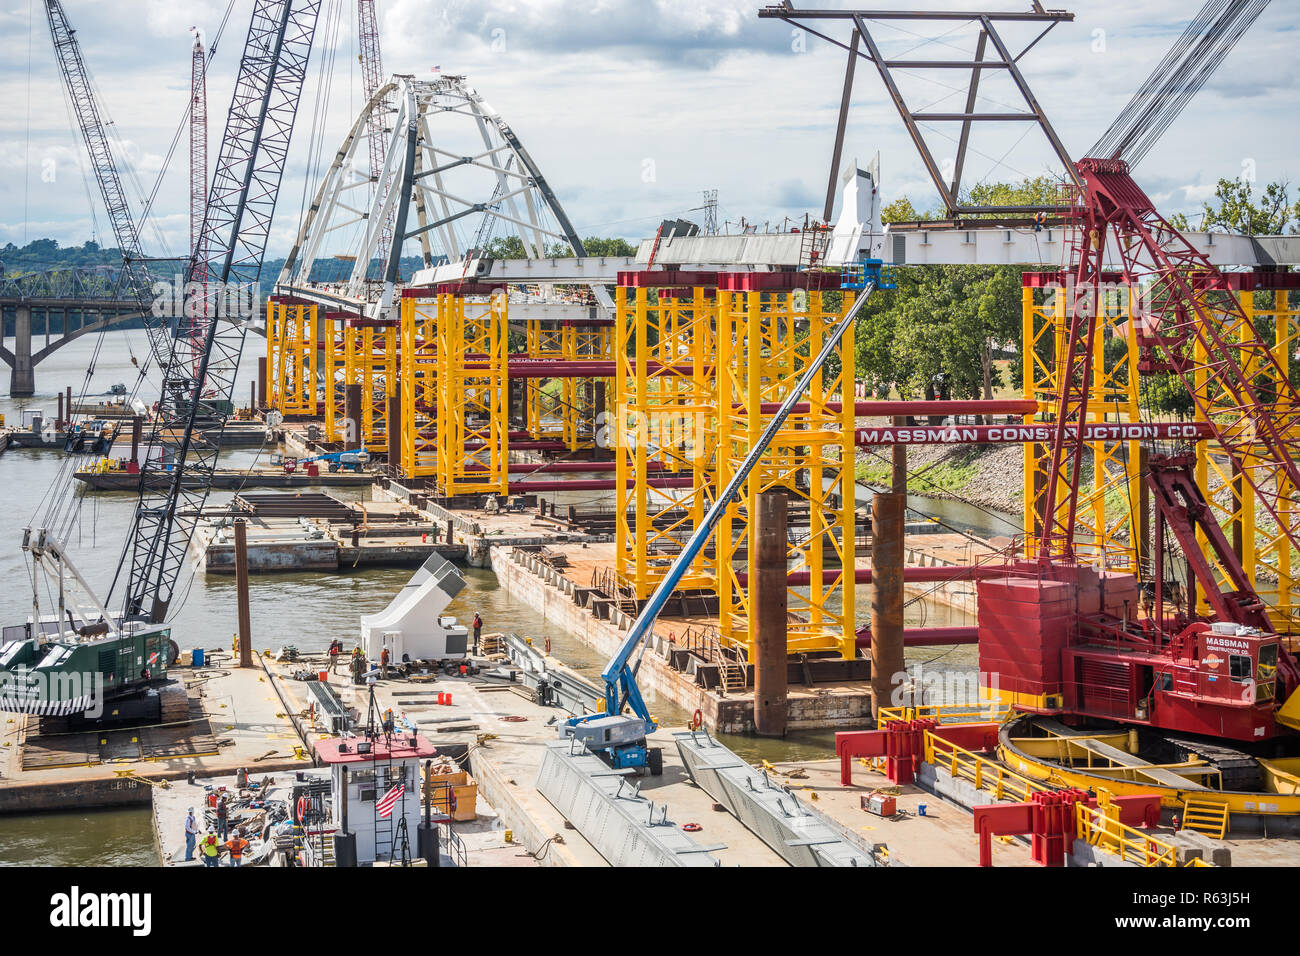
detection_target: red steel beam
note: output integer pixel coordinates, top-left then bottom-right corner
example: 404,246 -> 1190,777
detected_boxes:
507,477 -> 695,493
735,565 -> 1014,586
854,626 -> 979,648
758,399 -> 1039,416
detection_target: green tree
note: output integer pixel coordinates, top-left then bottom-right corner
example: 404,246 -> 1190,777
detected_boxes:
481,235 -> 528,259
859,179 -> 1052,412
581,236 -> 638,257
1169,176 -> 1295,235
881,196 -> 932,224
961,175 -> 1059,215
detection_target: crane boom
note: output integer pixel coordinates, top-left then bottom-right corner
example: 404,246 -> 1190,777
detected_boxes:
356,0 -> 393,277
43,0 -> 174,376
44,1 -> 145,280
116,0 -> 324,623
568,283 -> 875,752
188,29 -> 210,379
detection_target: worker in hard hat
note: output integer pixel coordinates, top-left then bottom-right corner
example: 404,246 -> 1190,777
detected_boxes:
380,645 -> 390,680
183,807 -> 199,862
472,612 -> 483,655
199,832 -> 221,868
224,828 -> 251,868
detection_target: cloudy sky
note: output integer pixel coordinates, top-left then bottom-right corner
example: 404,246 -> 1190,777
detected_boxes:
1,0 -> 1296,260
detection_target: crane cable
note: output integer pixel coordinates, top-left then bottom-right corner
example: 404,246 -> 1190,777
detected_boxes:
1090,0 -> 1272,166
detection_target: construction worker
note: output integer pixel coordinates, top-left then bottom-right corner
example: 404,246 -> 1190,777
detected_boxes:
328,639 -> 341,674
224,828 -> 250,868
380,645 -> 390,680
216,793 -> 229,840
199,832 -> 221,868
350,647 -> 364,685
472,612 -> 483,655
183,807 -> 199,862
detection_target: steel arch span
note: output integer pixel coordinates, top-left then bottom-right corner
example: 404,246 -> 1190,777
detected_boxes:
277,74 -> 588,316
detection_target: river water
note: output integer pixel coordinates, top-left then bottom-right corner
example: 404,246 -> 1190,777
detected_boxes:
0,332 -> 1016,865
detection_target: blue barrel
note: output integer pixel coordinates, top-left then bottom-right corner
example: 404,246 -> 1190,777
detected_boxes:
192,647 -> 205,667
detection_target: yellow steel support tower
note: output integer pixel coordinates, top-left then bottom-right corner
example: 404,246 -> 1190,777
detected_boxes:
522,319 -> 614,449
1022,271 -> 1298,629
398,292 -> 439,479
523,320 -> 568,446
267,298 -> 318,416
1021,273 -> 1141,571
1192,278 -> 1300,630
615,279 -> 718,600
714,276 -> 857,661
319,311 -> 345,442
324,316 -> 397,452
437,291 -> 508,496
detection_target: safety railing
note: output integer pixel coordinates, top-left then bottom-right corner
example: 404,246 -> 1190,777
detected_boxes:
924,731 -> 1049,804
1076,801 -> 1180,867
879,702 -> 1012,725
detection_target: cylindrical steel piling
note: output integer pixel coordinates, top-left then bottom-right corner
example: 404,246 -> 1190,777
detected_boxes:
754,490 -> 788,737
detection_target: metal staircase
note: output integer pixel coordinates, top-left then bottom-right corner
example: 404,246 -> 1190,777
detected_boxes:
1181,796 -> 1230,840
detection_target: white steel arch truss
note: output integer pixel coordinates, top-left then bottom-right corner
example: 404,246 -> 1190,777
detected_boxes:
279,74 -> 587,315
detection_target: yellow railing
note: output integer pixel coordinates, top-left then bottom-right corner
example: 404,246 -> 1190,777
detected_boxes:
924,731 -> 1050,804
1076,801 -> 1180,867
878,702 -> 1012,725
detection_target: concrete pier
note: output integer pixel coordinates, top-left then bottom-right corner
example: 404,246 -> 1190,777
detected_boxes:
9,306 -> 34,396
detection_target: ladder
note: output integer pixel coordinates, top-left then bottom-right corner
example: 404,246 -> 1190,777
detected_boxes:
718,651 -> 747,697
1181,796 -> 1230,840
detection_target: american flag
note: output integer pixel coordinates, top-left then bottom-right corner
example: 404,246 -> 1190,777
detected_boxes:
375,782 -> 404,819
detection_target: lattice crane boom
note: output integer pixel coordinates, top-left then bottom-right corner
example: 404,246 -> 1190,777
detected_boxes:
116,0 -> 324,623
43,0 -> 173,376
188,29 -> 210,377
1038,159 -> 1300,574
357,0 -> 393,277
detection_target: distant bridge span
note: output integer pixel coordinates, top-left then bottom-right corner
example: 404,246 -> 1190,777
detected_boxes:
1,267 -> 266,396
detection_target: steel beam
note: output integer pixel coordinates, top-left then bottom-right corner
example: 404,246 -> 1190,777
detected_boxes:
536,740 -> 722,867
674,729 -> 883,867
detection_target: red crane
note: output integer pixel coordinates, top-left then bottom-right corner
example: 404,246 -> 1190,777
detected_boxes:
188,28 -> 209,379
762,2 -> 1300,743
357,0 -> 393,275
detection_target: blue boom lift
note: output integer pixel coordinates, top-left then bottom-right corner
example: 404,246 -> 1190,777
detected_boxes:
560,283 -> 877,773
298,449 -> 371,472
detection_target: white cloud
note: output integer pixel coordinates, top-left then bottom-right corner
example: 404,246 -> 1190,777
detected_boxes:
1,0 -> 1296,254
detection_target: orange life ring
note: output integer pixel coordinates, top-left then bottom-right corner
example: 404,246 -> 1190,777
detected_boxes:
692,709 -> 703,730
296,796 -> 308,823
681,822 -> 702,832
